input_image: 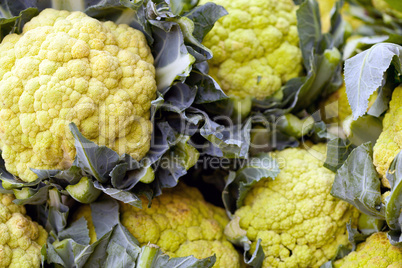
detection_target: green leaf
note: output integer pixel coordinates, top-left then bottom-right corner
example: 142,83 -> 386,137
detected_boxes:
324,138 -> 354,172
331,142 -> 385,219
297,0 -> 322,70
152,249 -> 216,267
184,2 -> 227,43
244,239 -> 265,267
346,222 -> 371,251
344,43 -> 402,119
69,123 -> 120,184
343,115 -> 383,146
151,21 -> 195,91
93,181 -> 143,208
58,217 -> 90,245
319,244 -> 351,268
385,150 -> 402,242
223,154 -> 280,215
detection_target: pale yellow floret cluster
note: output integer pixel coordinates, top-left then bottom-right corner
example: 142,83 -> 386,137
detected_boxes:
373,86 -> 402,188
74,183 -> 240,268
335,232 -> 402,268
234,144 -> 358,268
0,9 -> 157,182
199,0 -> 302,100
0,193 -> 48,268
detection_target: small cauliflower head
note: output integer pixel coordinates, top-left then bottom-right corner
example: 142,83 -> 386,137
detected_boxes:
199,0 -> 302,100
334,232 -> 402,268
373,85 -> 402,188
0,9 -> 156,182
74,183 -> 240,268
234,144 -> 359,268
0,193 -> 48,268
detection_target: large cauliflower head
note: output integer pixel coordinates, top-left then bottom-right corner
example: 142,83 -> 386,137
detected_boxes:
234,144 -> 359,268
199,0 -> 302,100
334,232 -> 402,268
0,193 -> 48,267
0,9 -> 157,182
74,183 -> 240,267
373,85 -> 402,188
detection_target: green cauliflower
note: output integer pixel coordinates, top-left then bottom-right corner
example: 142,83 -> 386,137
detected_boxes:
230,144 -> 359,267
0,193 -> 48,267
334,232 -> 402,268
199,0 -> 302,100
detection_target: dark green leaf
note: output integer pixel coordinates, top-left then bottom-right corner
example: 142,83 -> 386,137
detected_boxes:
344,43 -> 402,119
324,138 -> 354,172
331,142 -> 385,219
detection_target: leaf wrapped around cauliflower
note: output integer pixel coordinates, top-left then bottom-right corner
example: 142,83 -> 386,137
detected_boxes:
334,232 -> 402,268
199,0 -> 302,100
73,183 -> 240,267
0,8 -> 156,183
0,193 -> 48,268
228,144 -> 359,267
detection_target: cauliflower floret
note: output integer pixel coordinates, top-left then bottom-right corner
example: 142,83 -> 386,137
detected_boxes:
334,232 -> 402,268
73,183 -> 240,268
199,0 -> 302,100
373,86 -> 402,188
233,144 -> 359,268
0,9 -> 157,182
0,193 -> 48,268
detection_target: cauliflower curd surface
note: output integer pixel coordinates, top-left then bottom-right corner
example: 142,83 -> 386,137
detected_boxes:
0,9 -> 157,182
0,193 -> 47,268
234,144 -> 358,268
199,0 -> 302,100
74,183 -> 240,268
335,232 -> 402,268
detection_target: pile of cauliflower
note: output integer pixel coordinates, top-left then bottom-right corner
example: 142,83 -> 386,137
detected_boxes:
0,9 -> 156,182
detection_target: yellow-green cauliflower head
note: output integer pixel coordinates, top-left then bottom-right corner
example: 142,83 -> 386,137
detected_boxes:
234,144 -> 359,268
0,9 -> 157,182
373,85 -> 402,188
334,232 -> 402,268
74,183 -> 240,267
0,193 -> 48,268
199,0 -> 302,100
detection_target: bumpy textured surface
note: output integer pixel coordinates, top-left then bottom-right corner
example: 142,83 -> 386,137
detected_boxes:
0,193 -> 48,267
199,0 -> 302,100
335,232 -> 402,268
373,86 -> 402,188
74,183 -> 240,267
0,9 -> 156,182
234,144 -> 358,268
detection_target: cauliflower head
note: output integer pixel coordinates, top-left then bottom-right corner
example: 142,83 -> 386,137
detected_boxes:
334,232 -> 402,268
234,144 -> 359,268
373,85 -> 402,188
0,193 -> 48,268
199,0 -> 302,100
0,9 -> 157,182
73,183 -> 240,268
